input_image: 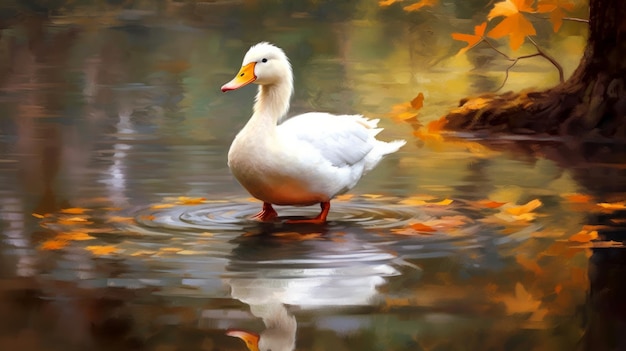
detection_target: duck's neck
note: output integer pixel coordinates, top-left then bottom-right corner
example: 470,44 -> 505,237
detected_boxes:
248,81 -> 292,130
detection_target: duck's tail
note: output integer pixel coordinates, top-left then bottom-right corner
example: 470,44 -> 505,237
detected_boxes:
363,138 -> 406,173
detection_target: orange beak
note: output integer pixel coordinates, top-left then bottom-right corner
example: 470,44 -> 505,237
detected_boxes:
226,329 -> 260,351
221,62 -> 257,92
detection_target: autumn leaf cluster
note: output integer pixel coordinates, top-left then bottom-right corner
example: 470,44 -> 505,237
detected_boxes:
452,0 -> 578,52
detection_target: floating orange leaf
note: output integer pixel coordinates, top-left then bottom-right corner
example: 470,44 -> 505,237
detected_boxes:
410,223 -> 437,232
177,197 -> 206,205
60,207 -> 90,215
568,230 -> 598,243
487,0 -> 536,50
57,231 -> 94,241
336,194 -> 355,202
387,93 -> 425,123
561,193 -> 593,203
505,199 -> 542,216
597,201 -> 626,211
86,245 -> 119,255
400,197 -> 453,206
427,117 -> 448,133
58,217 -> 92,225
451,22 -> 487,55
475,199 -> 507,208
151,203 -> 175,209
40,239 -> 69,251
403,0 -> 437,12
410,93 -> 424,110
108,216 -> 135,223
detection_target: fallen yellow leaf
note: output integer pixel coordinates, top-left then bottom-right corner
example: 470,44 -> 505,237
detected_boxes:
151,203 -> 175,209
86,245 -> 119,255
505,199 -> 542,216
57,231 -> 94,241
336,194 -> 355,201
177,197 -> 206,205
400,196 -> 453,206
597,201 -> 626,210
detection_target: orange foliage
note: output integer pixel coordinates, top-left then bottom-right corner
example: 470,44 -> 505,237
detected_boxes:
487,0 -> 536,50
537,0 -> 576,32
451,22 -> 487,55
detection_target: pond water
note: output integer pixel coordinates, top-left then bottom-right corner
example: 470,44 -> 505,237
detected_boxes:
0,2 -> 625,351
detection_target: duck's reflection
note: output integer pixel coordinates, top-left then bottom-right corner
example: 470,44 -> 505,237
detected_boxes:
224,224 -> 401,351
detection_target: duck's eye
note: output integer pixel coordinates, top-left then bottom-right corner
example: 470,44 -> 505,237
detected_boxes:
261,58 -> 268,63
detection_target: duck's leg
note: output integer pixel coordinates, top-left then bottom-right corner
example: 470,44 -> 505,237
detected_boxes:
252,202 -> 278,222
286,202 -> 330,224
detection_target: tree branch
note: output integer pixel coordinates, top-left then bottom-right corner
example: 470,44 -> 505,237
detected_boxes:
527,36 -> 565,83
562,17 -> 589,23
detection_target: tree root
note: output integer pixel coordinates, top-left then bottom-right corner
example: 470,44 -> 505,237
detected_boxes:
443,81 -> 626,139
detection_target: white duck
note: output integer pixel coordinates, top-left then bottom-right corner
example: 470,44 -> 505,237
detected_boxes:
221,42 -> 405,224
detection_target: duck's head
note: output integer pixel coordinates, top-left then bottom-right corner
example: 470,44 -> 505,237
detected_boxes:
221,42 -> 293,92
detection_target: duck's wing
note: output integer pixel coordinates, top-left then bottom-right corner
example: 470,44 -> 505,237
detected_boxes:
278,112 -> 379,167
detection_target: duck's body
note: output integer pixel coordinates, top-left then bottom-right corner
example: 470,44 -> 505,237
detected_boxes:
222,42 -> 405,223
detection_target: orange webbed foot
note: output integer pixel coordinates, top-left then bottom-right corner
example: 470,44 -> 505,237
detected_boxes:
285,202 -> 330,224
252,202 -> 278,222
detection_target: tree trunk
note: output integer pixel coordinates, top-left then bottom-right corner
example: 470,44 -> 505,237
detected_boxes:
444,0 -> 626,138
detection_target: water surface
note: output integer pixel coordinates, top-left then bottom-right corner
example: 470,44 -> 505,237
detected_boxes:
0,3 -> 624,351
